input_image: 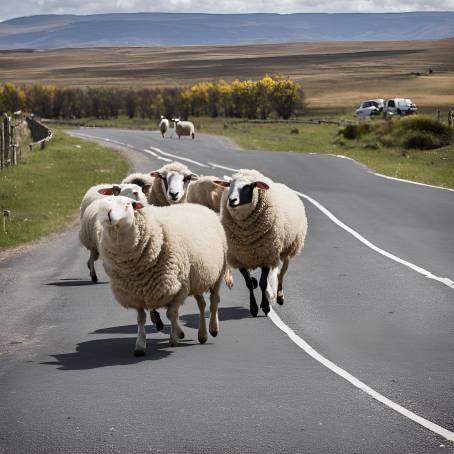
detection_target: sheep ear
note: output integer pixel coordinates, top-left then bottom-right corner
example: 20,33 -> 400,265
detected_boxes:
142,184 -> 152,194
112,185 -> 122,195
185,173 -> 198,182
132,201 -> 144,210
98,187 -> 114,196
213,180 -> 230,188
254,181 -> 270,190
150,171 -> 162,179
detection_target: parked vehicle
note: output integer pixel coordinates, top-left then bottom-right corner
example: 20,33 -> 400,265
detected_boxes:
384,98 -> 417,116
355,99 -> 385,118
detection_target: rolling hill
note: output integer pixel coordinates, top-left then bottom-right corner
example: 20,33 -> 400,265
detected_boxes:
0,12 -> 453,49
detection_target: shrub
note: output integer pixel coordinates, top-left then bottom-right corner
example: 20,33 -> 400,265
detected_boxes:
402,132 -> 441,150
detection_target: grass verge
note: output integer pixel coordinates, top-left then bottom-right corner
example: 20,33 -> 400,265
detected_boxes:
0,128 -> 129,250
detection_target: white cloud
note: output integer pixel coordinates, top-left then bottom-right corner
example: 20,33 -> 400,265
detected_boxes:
1,0 -> 453,20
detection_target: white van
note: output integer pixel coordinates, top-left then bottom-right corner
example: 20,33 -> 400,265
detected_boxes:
384,98 -> 417,116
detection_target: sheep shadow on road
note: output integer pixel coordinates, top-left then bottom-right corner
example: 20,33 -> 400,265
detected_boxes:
45,279 -> 108,287
180,306 -> 251,329
41,337 -> 190,370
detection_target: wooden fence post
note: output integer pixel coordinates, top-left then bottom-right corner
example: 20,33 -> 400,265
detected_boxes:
436,109 -> 440,121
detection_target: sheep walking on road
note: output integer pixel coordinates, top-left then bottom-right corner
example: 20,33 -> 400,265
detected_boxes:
187,175 -> 225,213
79,184 -> 148,283
215,169 -> 307,316
172,118 -> 195,140
149,161 -> 198,206
158,116 -> 169,138
122,172 -> 154,199
96,196 -> 232,356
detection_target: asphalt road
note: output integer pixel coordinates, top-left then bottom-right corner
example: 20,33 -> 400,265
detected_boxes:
0,128 -> 453,453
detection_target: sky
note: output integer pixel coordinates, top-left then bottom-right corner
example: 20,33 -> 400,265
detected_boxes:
1,0 -> 454,21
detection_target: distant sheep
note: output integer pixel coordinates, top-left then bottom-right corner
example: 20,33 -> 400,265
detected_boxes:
215,169 -> 307,316
158,115 -> 170,138
173,118 -> 195,140
149,161 -> 198,206
96,196 -> 232,356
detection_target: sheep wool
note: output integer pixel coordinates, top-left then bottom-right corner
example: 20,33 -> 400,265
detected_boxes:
100,203 -> 229,311
187,175 -> 224,212
220,169 -> 307,270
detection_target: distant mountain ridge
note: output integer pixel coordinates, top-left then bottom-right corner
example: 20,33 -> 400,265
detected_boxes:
0,12 -> 453,49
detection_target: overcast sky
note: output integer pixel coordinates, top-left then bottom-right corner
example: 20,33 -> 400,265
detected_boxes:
1,0 -> 453,21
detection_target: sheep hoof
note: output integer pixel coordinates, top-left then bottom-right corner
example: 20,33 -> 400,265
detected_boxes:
91,274 -> 98,284
251,277 -> 258,289
169,339 -> 178,347
178,331 -> 185,340
198,334 -> 207,344
261,305 -> 270,316
134,349 -> 145,357
250,305 -> 259,317
277,295 -> 284,305
209,329 -> 218,337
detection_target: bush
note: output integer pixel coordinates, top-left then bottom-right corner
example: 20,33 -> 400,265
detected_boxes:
402,132 -> 441,150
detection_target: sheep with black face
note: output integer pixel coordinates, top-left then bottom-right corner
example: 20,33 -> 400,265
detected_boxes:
215,169 -> 307,317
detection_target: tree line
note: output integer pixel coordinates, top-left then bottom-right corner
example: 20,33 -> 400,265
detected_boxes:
0,76 -> 304,120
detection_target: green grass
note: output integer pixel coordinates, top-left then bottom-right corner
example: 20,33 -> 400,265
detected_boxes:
0,128 -> 129,250
51,115 -> 454,189
197,117 -> 454,189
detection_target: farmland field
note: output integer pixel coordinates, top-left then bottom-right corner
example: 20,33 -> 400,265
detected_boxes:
1,38 -> 453,110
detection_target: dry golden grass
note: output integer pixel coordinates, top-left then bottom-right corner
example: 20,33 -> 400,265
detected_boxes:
1,38 -> 453,110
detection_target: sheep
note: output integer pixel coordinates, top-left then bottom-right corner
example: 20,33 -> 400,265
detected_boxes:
214,169 -> 307,317
79,183 -> 148,282
79,187 -> 165,332
158,115 -> 169,138
121,172 -> 154,199
96,195 -> 232,356
187,175 -> 225,213
149,161 -> 198,206
173,118 -> 195,140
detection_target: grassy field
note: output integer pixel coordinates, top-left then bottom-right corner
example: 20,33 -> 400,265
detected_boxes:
1,38 -> 453,112
0,128 -> 129,250
199,117 -> 454,189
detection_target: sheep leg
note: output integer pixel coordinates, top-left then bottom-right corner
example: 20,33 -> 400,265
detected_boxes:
149,309 -> 164,331
209,276 -> 222,337
277,258 -> 289,305
259,267 -> 271,315
239,268 -> 258,317
167,291 -> 186,347
134,308 -> 147,356
87,249 -> 99,283
194,295 -> 208,344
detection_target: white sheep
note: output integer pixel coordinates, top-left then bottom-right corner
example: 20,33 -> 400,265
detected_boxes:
187,175 -> 225,213
149,161 -> 198,206
79,183 -> 147,283
96,196 -> 232,356
158,115 -> 169,138
121,172 -> 154,199
173,118 -> 195,140
214,169 -> 307,317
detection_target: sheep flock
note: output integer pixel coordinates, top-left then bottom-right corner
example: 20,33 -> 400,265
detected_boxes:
79,127 -> 307,356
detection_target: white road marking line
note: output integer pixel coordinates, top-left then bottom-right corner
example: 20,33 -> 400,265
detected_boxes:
142,149 -> 172,162
208,162 -> 240,172
297,191 -> 454,291
268,307 -> 454,442
371,172 -> 454,193
149,146 -> 210,168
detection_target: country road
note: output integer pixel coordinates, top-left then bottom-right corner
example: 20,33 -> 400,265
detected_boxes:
0,127 -> 453,453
